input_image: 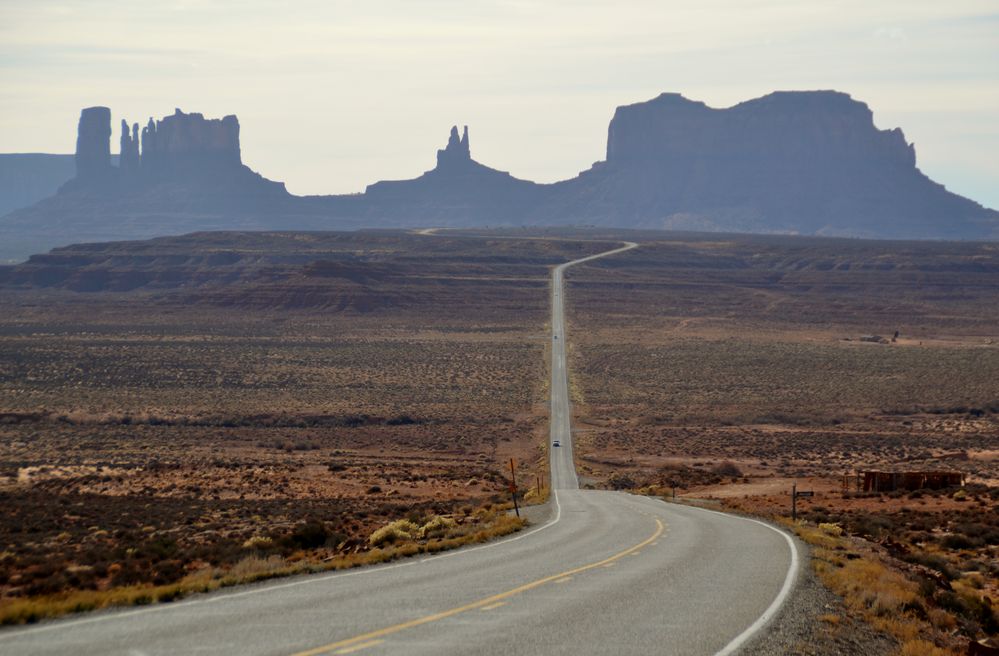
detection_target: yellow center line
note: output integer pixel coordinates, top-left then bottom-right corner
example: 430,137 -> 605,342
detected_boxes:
554,577 -> 573,584
332,639 -> 384,654
289,519 -> 664,656
480,601 -> 507,611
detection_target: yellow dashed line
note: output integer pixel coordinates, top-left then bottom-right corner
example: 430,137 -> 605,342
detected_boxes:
289,519 -> 664,656
332,639 -> 384,654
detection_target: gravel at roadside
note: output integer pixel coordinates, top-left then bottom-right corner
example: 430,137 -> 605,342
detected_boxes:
745,539 -> 897,655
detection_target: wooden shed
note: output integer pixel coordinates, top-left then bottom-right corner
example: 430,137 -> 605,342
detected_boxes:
859,470 -> 964,492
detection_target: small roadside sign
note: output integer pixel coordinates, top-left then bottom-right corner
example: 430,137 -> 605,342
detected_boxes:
791,484 -> 815,521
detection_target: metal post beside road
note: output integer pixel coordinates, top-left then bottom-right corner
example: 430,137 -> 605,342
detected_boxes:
509,458 -> 520,518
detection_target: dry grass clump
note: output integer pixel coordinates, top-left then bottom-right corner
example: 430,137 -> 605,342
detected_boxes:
369,519 -> 420,546
523,486 -> 550,504
242,536 -> 274,550
796,525 -> 965,655
898,639 -> 952,656
418,515 -> 457,539
821,554 -> 919,623
819,522 -> 844,537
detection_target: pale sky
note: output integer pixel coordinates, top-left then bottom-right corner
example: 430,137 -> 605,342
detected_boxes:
1,1 -> 997,208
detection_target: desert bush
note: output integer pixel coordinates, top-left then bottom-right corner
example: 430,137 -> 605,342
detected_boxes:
368,519 -> 419,547
418,516 -> 457,539
819,522 -> 844,537
849,514 -> 896,539
219,555 -> 288,585
711,461 -> 743,477
941,533 -> 980,550
607,472 -> 636,490
935,589 -> 998,635
903,552 -> 959,581
385,414 -> 418,426
242,536 -> 274,551
285,521 -> 330,550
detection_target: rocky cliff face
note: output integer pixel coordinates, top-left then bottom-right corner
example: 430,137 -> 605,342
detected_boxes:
139,109 -> 242,175
537,91 -> 992,239
605,91 -> 914,169
60,106 -> 285,197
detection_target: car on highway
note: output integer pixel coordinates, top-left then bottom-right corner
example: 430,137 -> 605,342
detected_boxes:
552,440 -> 561,447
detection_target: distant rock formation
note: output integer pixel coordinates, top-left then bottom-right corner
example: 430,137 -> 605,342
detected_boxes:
60,106 -> 286,198
363,125 -> 544,223
535,91 -> 996,239
75,107 -> 112,181
2,91 -> 997,262
0,106 -> 296,260
604,91 -> 915,168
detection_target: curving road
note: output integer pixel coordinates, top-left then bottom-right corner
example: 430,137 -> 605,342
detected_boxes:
0,241 -> 799,656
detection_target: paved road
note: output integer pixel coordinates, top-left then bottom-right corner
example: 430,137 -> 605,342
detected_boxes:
549,242 -> 637,490
0,242 -> 799,656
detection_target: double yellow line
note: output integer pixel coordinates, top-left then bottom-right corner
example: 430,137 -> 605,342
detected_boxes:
290,518 -> 665,656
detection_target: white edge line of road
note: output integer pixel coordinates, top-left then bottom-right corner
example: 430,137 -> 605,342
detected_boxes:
712,512 -> 800,656
0,493 -> 564,640
633,495 -> 800,656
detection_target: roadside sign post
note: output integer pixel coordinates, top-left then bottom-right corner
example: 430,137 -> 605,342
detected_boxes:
792,484 -> 814,522
509,458 -> 520,518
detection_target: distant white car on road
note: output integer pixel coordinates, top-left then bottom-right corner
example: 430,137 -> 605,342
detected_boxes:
552,440 -> 561,447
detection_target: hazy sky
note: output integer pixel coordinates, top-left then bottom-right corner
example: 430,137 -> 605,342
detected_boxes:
2,1 -> 997,208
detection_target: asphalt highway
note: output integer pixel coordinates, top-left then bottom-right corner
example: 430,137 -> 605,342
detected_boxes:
0,241 -> 800,656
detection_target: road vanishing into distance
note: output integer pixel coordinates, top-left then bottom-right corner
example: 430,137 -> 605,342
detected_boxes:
1,240 -> 799,656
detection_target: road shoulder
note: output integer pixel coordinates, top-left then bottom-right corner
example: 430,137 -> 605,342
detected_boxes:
740,538 -> 897,655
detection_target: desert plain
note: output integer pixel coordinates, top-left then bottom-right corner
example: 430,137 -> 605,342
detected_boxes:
1,228 -> 998,652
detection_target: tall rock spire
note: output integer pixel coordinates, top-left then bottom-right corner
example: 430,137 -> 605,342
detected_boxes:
75,107 -> 112,180
436,124 -> 472,170
141,118 -> 157,169
119,119 -> 140,171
